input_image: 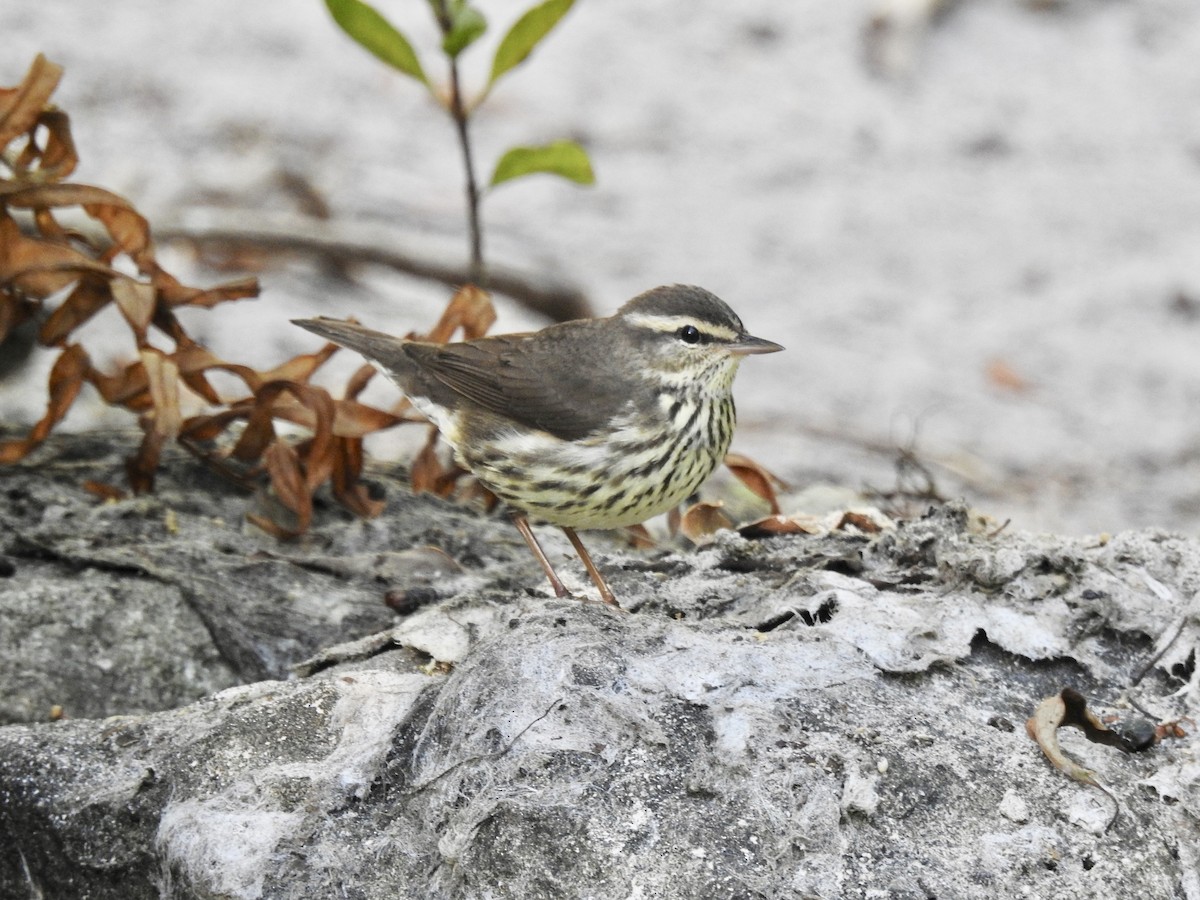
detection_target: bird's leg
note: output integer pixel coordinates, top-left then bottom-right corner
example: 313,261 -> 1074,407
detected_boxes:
561,527 -> 621,608
513,515 -> 575,600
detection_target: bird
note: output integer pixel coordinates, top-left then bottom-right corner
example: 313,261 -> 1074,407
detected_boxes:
293,284 -> 782,608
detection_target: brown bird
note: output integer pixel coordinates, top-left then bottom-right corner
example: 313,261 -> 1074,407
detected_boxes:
293,284 -> 782,607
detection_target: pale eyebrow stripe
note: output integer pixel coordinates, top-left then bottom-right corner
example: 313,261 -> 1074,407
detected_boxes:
623,313 -> 740,341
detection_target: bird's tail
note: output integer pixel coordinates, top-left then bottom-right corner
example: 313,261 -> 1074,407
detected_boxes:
291,317 -> 413,372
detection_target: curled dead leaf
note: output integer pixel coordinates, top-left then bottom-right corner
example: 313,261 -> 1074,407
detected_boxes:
0,55 -> 74,180
411,426 -> 452,497
0,55 -> 62,142
624,524 -> 657,551
738,514 -> 822,538
0,343 -> 88,463
157,275 -> 260,310
128,427 -> 166,495
343,362 -> 377,400
257,343 -> 338,386
1025,685 -> 1170,828
680,501 -> 734,545
421,284 -> 496,343
85,354 -> 154,411
112,278 -> 157,338
1026,690 -> 1105,789
331,398 -> 408,439
250,440 -> 311,537
0,215 -> 113,300
25,108 -> 77,182
725,452 -> 788,514
835,510 -> 885,533
39,275 -> 115,345
331,436 -> 385,519
140,348 -> 182,440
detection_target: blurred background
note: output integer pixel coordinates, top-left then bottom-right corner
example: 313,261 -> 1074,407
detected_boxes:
4,0 -> 1200,535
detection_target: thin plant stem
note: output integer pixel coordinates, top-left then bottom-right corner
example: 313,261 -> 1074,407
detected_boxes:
446,54 -> 484,286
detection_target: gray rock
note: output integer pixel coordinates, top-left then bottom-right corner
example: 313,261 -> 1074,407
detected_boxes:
1,435 -> 1198,898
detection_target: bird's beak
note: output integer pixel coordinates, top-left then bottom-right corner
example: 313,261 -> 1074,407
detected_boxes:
728,334 -> 784,356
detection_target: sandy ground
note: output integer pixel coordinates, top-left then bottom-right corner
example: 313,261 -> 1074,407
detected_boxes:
5,0 -> 1200,536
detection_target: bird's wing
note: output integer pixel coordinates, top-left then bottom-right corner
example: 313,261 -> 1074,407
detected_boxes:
403,327 -> 634,443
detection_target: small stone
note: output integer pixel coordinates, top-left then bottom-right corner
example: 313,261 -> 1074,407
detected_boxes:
998,789 -> 1028,823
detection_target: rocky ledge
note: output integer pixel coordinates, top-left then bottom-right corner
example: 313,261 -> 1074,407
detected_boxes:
0,434 -> 1197,898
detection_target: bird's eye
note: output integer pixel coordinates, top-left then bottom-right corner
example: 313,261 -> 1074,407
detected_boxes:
678,325 -> 702,345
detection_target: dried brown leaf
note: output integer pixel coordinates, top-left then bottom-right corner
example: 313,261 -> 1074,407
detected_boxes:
434,466 -> 474,498
624,524 -> 657,551
28,109 -> 77,181
422,284 -> 497,344
141,348 -> 182,440
212,389 -> 389,442
0,215 -> 113,299
31,207 -> 72,242
112,278 -> 157,338
680,501 -> 734,545
171,344 -> 257,393
0,343 -> 88,463
169,345 -> 339,404
261,440 -> 311,535
4,183 -> 156,280
179,410 -> 244,444
344,363 -> 377,400
228,382 -> 337,494
331,437 -> 385,518
0,71 -> 467,533
299,400 -> 338,494
835,511 -> 884,534
0,54 -> 63,150
410,427 -> 450,496
159,276 -> 260,310
127,427 -> 166,494
1025,688 -> 1153,796
38,275 -> 113,345
331,398 -> 406,438
738,514 -> 822,538
84,355 -> 153,410
1026,690 -> 1104,788
257,345 -> 337,386
149,306 -> 190,347
177,368 -> 223,405
83,199 -> 154,270
725,452 -> 788,515
3,183 -> 135,213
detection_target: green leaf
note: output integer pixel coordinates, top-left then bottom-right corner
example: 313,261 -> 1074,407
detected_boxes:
442,5 -> 487,58
488,0 -> 575,88
326,0 -> 429,86
489,140 -> 595,189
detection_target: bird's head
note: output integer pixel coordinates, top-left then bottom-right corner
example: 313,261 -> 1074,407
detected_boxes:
613,284 -> 783,389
